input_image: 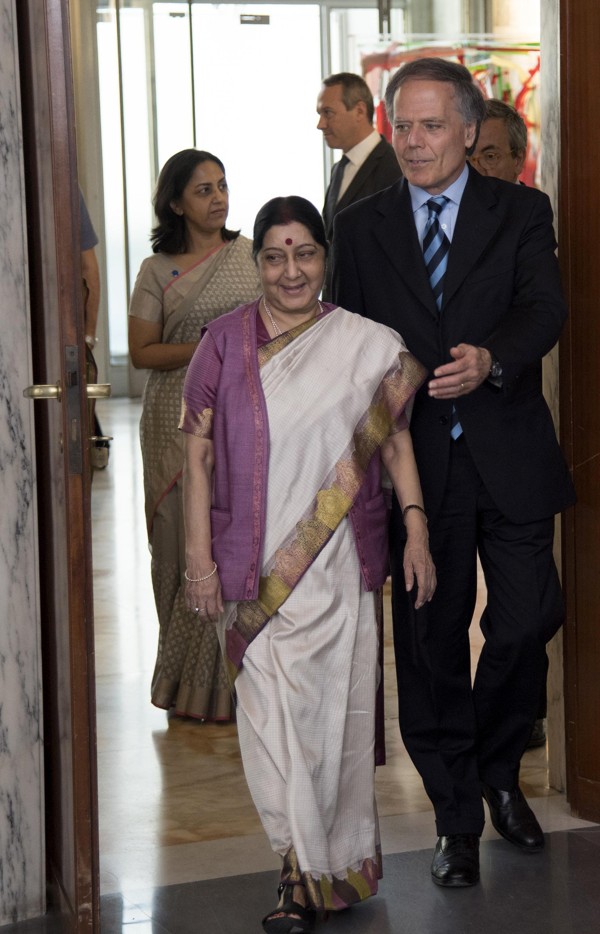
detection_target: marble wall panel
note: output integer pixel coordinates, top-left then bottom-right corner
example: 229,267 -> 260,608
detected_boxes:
0,0 -> 45,923
541,0 -> 562,433
540,0 -> 567,794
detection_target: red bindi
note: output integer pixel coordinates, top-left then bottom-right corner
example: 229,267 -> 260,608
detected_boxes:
285,238 -> 293,245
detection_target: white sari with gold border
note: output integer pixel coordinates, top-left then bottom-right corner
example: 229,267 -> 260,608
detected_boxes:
218,308 -> 424,910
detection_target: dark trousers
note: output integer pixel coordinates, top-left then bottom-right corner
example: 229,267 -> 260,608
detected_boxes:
390,436 -> 564,836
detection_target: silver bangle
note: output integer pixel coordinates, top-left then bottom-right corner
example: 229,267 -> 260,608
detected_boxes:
402,504 -> 427,524
185,562 -> 218,583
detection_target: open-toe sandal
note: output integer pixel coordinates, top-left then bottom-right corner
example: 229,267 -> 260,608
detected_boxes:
262,883 -> 316,934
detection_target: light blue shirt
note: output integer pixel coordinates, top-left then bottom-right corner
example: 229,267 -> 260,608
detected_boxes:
408,164 -> 501,391
408,164 -> 469,246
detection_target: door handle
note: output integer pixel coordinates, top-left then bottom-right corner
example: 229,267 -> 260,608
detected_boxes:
23,382 -> 112,400
86,384 -> 112,399
23,382 -> 61,400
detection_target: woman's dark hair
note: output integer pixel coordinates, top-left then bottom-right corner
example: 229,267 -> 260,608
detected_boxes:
252,196 -> 329,260
150,148 -> 239,254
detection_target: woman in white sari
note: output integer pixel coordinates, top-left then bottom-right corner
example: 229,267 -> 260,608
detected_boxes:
180,197 -> 436,933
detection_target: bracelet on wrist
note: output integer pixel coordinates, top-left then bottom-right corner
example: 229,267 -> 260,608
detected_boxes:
402,504 -> 427,524
185,562 -> 218,583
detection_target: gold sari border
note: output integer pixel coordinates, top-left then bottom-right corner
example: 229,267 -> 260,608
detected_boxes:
178,397 -> 214,438
225,330 -> 427,679
281,845 -> 382,911
257,315 -> 320,368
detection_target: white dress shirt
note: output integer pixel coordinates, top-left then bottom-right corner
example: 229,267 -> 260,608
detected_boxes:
337,129 -> 382,201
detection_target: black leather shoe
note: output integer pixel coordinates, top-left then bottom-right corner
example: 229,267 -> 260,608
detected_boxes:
431,834 -> 480,887
482,784 -> 544,851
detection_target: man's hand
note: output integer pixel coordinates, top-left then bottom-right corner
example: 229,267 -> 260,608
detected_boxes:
428,344 -> 492,398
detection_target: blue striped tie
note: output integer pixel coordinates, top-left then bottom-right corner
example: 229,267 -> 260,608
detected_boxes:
423,196 -> 450,311
423,196 -> 462,438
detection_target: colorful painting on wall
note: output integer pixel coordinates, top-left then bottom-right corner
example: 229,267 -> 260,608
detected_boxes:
362,42 -> 541,188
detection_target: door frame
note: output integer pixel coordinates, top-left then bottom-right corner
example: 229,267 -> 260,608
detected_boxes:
17,0 -> 100,926
558,0 -> 600,823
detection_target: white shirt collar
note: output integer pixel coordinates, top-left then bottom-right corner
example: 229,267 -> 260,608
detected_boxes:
344,129 -> 381,167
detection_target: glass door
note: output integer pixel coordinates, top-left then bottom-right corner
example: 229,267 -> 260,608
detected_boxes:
190,4 -> 323,236
94,1 -> 409,392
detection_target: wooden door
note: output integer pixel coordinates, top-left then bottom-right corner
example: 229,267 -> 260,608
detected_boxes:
559,0 -> 600,822
17,0 -> 100,927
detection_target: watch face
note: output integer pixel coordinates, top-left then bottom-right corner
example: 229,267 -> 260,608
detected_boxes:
491,359 -> 503,378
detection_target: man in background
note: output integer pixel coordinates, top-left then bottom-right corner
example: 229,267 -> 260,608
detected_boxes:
80,188 -> 109,471
317,72 -> 401,297
468,98 -> 527,184
80,188 -> 101,349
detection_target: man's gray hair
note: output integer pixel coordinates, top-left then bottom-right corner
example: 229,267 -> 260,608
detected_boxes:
384,58 -> 486,154
483,98 -> 528,154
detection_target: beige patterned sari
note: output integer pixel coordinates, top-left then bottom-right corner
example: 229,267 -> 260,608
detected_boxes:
134,237 -> 260,719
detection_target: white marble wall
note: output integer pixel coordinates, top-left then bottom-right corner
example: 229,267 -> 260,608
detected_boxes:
0,0 -> 45,923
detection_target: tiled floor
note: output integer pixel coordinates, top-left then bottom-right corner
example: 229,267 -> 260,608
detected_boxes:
6,398 -> 599,933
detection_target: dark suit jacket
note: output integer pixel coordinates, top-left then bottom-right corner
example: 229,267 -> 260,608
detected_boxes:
322,137 -> 402,301
331,166 -> 575,525
323,136 -> 402,240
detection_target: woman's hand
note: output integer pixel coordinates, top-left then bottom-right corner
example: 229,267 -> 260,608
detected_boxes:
381,429 -> 437,609
402,513 -> 436,609
182,435 -> 220,622
185,566 -> 223,623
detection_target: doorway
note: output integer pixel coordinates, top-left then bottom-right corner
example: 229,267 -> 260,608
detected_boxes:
70,0 -> 573,912
92,0 -> 405,394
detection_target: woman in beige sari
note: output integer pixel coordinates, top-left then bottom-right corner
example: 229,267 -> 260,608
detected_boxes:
129,149 -> 260,720
180,196 -> 436,932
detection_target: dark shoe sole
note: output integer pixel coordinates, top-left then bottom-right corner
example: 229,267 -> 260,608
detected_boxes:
262,904 -> 315,934
490,821 -> 545,852
431,872 -> 479,887
262,921 -> 314,934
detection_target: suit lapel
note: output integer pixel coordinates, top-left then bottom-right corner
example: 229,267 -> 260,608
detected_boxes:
335,140 -> 383,214
373,168 -> 502,316
372,180 -> 439,320
442,168 -> 502,308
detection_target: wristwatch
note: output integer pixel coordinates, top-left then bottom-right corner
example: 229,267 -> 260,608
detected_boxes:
489,354 -> 503,379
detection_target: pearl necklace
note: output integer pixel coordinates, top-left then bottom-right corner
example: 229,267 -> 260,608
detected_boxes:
262,297 -> 282,335
262,297 -> 322,337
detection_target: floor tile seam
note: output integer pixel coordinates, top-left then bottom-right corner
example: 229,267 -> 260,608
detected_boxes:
101,822 -> 600,899
104,824 -> 600,910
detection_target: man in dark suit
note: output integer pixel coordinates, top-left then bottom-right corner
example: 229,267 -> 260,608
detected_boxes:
470,98 -> 548,751
317,73 -> 401,284
332,58 -> 575,889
